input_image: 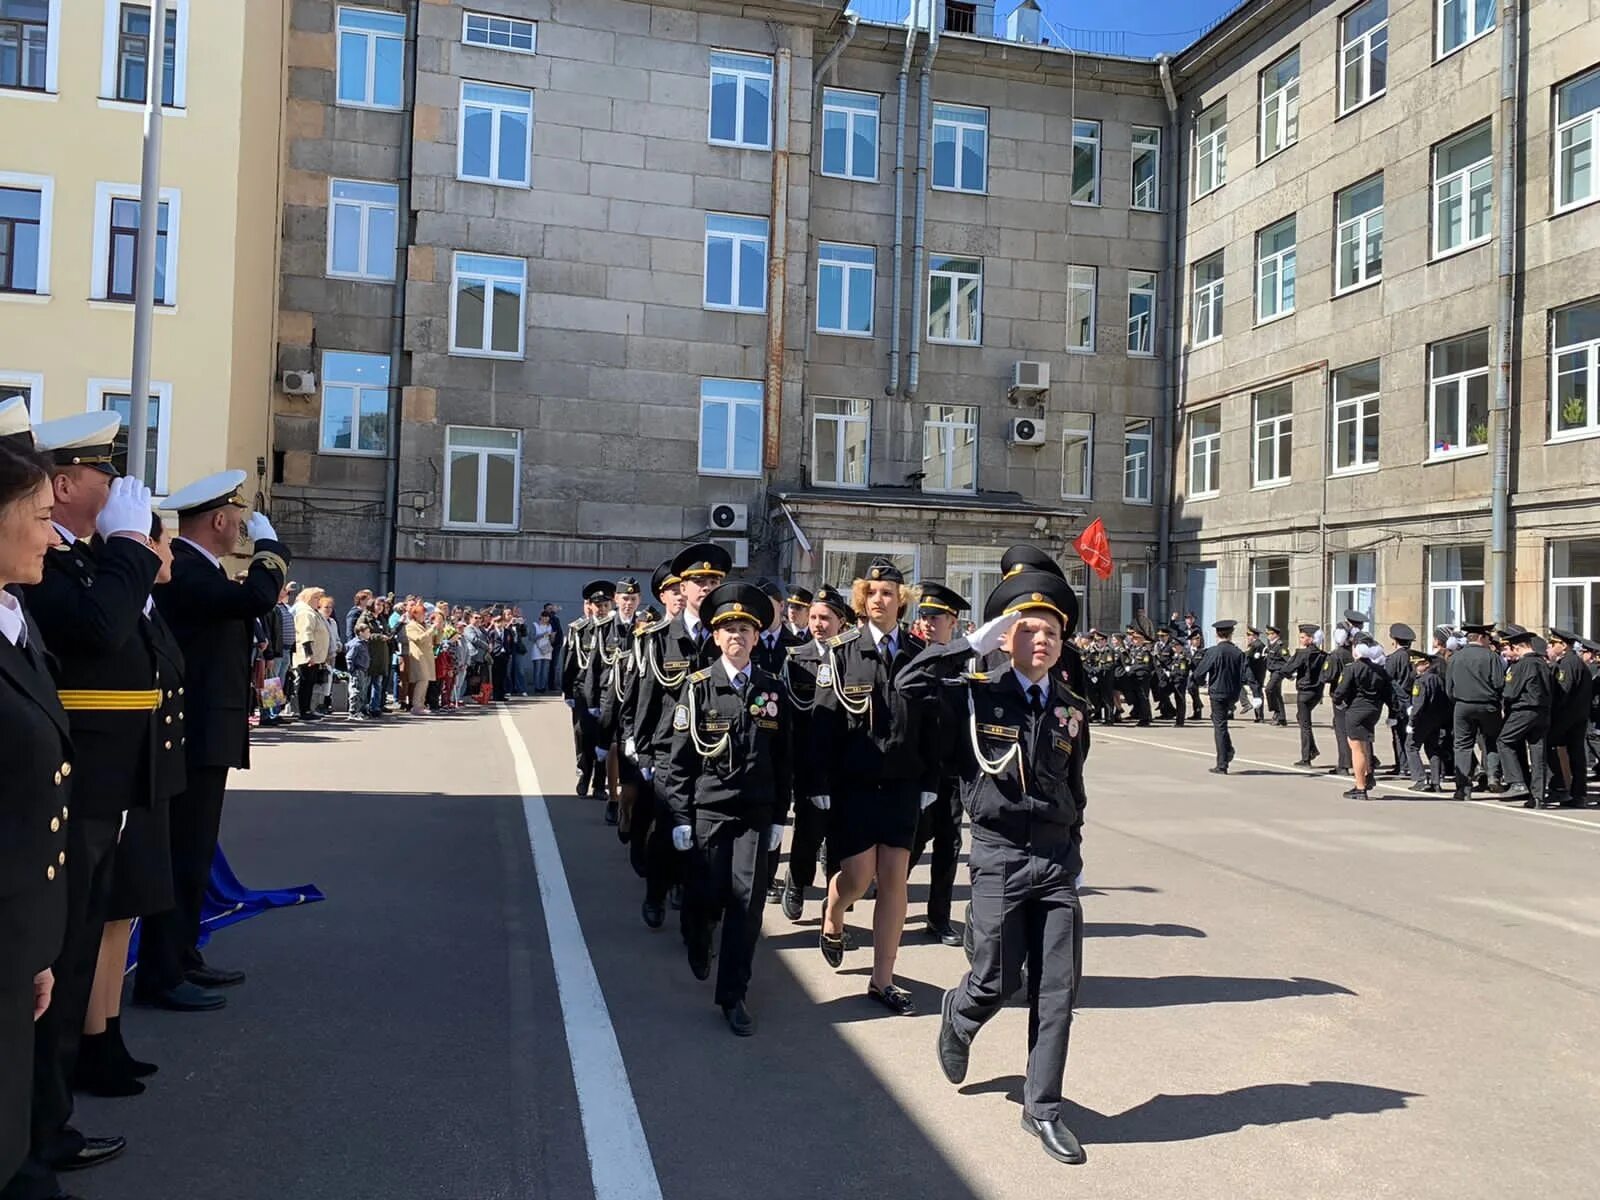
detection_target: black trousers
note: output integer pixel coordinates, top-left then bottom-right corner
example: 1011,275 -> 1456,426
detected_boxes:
1295,694 -> 1321,762
950,836 -> 1082,1123
1389,713 -> 1410,774
1331,705 -> 1352,771
1452,703 -> 1503,793
1496,713 -> 1549,799
1188,678 -> 1204,719
570,705 -> 597,795
1248,664 -> 1268,721
1265,675 -> 1287,724
642,787 -> 680,907
1407,724 -> 1448,785
786,793 -> 830,893
1125,678 -> 1151,723
684,816 -> 770,1008
0,983 -> 32,1187
295,665 -> 316,715
1209,703 -> 1233,769
909,786 -> 962,929
136,765 -> 228,995
628,776 -> 657,879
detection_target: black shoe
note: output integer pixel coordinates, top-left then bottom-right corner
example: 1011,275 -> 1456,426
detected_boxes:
937,988 -> 970,1084
603,800 -> 619,826
1523,795 -> 1539,809
106,1017 -> 157,1078
71,1035 -> 145,1098
765,880 -> 782,905
1342,787 -> 1361,799
687,942 -> 711,982
781,875 -> 803,922
298,710 -> 322,722
1020,1113 -> 1087,1165
55,1135 -> 127,1172
185,964 -> 245,989
866,982 -> 915,1015
820,931 -> 845,968
927,920 -> 962,947
1409,781 -> 1439,793
1136,719 -> 1151,727
1273,719 -> 1288,727
641,900 -> 665,931
1208,766 -> 1227,775
668,884 -> 683,911
136,981 -> 225,1011
1352,789 -> 1371,801
1293,759 -> 1312,767
722,999 -> 755,1037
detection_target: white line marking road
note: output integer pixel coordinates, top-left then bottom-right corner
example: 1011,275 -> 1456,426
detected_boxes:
499,708 -> 664,1200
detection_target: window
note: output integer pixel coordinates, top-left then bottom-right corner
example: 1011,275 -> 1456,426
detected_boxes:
92,185 -> 177,305
111,1 -> 178,107
947,546 -> 1002,613
1253,385 -> 1293,486
1251,558 -> 1291,633
462,10 -> 535,53
922,403 -> 976,494
708,50 -> 771,150
327,180 -> 397,280
704,213 -> 768,312
1131,125 -> 1161,211
0,0 -> 55,92
1259,49 -> 1300,160
1438,0 -> 1492,58
1195,102 -> 1227,197
1127,270 -> 1156,356
1072,120 -> 1101,204
1340,0 -> 1387,114
1256,216 -> 1296,322
1192,252 -> 1223,345
1335,175 -> 1384,293
1429,331 -> 1489,457
1060,414 -> 1093,500
320,351 -> 389,455
823,542 -> 919,590
811,396 -> 869,487
0,178 -> 48,295
89,379 -> 168,493
336,6 -> 404,110
1188,407 -> 1221,497
1555,68 -> 1600,213
932,103 -> 987,193
816,242 -> 874,335
1433,123 -> 1492,256
1121,563 -> 1149,630
1331,552 -> 1377,627
1550,539 -> 1600,640
1428,545 -> 1485,632
1331,360 -> 1381,472
445,426 -> 520,529
1067,265 -> 1096,352
943,1 -> 977,33
1552,298 -> 1600,438
1123,418 -> 1152,503
0,371 -> 42,418
459,82 -> 533,187
699,378 -> 763,477
449,252 -> 525,358
927,254 -> 981,344
820,88 -> 878,181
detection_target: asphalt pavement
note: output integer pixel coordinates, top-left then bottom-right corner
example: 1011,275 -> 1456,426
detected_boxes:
74,697 -> 1600,1200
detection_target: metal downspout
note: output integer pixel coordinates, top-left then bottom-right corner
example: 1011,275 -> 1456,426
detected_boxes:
764,48 -> 792,471
380,0 -> 419,593
1489,0 -> 1519,623
812,10 -> 858,85
1156,53 -> 1180,613
905,1 -> 939,400
887,21 -> 917,398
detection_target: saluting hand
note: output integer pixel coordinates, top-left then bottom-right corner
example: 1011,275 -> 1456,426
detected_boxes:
968,610 -> 1022,656
245,511 -> 279,544
95,476 -> 155,540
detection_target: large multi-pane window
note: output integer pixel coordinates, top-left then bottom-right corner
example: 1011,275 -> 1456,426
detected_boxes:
1437,0 -> 1493,59
1251,558 -> 1291,633
1433,123 -> 1493,257
1253,385 -> 1293,486
1428,545 -> 1485,633
1552,297 -> 1600,438
1256,216 -> 1296,322
1060,414 -> 1093,500
1131,125 -> 1161,211
1331,552 -> 1377,627
458,82 -> 533,187
1066,265 -> 1096,352
1339,0 -> 1387,114
336,6 -> 404,110
0,182 -> 45,294
113,2 -> 177,106
1429,331 -> 1490,457
820,88 -> 879,181
703,214 -> 768,312
1192,252 -> 1224,345
1550,539 -> 1600,640
816,242 -> 874,336
927,254 -> 981,344
1,0 -> 53,91
1259,49 -> 1300,160
699,378 -> 763,477
1195,101 -> 1227,197
449,252 -> 525,358
462,11 -> 536,53
1555,68 -> 1600,213
1335,175 -> 1384,293
95,384 -> 166,493
1127,270 -> 1156,356
1121,563 -> 1149,629
327,180 -> 398,281
708,51 -> 771,149
96,190 -> 174,305
445,426 -> 520,529
822,542 -> 919,590
320,351 -> 389,455
1331,360 -> 1381,472
932,103 -> 988,193
1123,418 -> 1152,503
1072,120 -> 1101,204
922,403 -> 976,494
1188,407 -> 1221,497
811,396 -> 869,488
946,546 -> 1002,614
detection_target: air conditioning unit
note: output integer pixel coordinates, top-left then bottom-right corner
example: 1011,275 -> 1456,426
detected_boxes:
711,536 -> 749,569
1008,417 -> 1047,447
1011,360 -> 1049,393
709,502 -> 748,533
281,370 -> 317,396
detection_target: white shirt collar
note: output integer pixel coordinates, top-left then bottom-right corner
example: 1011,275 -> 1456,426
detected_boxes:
1014,669 -> 1050,703
869,623 -> 897,651
0,589 -> 26,647
720,657 -> 748,687
684,610 -> 703,638
52,521 -> 77,546
176,535 -> 221,568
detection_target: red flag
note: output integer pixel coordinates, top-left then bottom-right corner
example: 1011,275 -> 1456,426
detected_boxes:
1073,517 -> 1114,581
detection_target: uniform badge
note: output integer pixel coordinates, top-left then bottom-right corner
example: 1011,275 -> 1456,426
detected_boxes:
993,707 -> 1003,718
672,704 -> 689,731
816,664 -> 833,688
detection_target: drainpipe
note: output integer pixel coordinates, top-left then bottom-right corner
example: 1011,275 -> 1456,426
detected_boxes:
812,10 -> 858,85
1489,0 -> 1519,624
1156,53 -> 1180,614
380,0 -> 419,594
887,20 -> 917,398
764,47 -> 792,471
905,0 -> 940,398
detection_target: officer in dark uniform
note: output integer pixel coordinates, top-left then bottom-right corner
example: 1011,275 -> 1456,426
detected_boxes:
595,577 -> 640,826
900,570 -> 1090,1166
1262,625 -> 1290,725
1405,650 -> 1452,791
135,470 -> 291,1011
617,561 -> 683,869
1582,638 -> 1600,782
1546,628 -> 1592,807
906,581 -> 969,946
1121,622 -> 1155,725
562,581 -> 614,801
1193,620 -> 1248,774
1495,626 -> 1552,807
1160,626 -> 1192,728
783,586 -> 814,642
1244,627 -> 1268,722
1385,624 -> 1417,779
1283,624 -> 1325,766
660,582 -> 790,1037
1444,621 -> 1503,801
751,580 -> 802,677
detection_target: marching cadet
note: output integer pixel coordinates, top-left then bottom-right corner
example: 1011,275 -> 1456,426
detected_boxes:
1385,625 -> 1417,780
751,580 -> 801,900
600,576 -> 647,835
659,583 -> 791,1037
1444,621 -> 1503,801
620,561 -> 686,874
1495,626 -> 1552,808
560,598 -> 593,788
594,578 -> 639,824
1185,630 -> 1207,721
1121,623 -> 1155,726
899,569 -> 1091,1166
1322,626 -> 1356,775
1583,638 -> 1600,783
562,582 -> 615,802
1405,650 -> 1453,792
1262,625 -> 1290,726
1284,624 -> 1327,767
1244,627 -> 1268,722
1193,620 -> 1248,774
906,582 -> 969,946
1546,628 -> 1592,807
1166,629 -> 1194,729
783,586 -> 814,642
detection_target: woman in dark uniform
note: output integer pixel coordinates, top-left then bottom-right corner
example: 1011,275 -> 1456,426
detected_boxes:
1335,639 -> 1389,800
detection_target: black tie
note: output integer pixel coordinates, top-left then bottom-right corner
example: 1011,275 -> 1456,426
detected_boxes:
733,672 -> 747,693
1027,684 -> 1044,714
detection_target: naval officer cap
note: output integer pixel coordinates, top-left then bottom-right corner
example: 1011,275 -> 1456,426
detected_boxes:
1498,623 -> 1532,643
583,579 -> 617,603
1390,623 -> 1416,643
814,583 -> 853,621
1461,620 -> 1494,635
670,542 -> 731,581
1548,627 -> 1579,646
999,544 -> 1064,580
703,581 -> 773,631
982,568 -> 1079,636
162,468 -> 250,514
33,411 -> 123,476
650,559 -> 680,599
915,581 -> 969,618
1581,638 -> 1600,654
758,579 -> 786,605
1213,619 -> 1238,634
862,557 -> 904,584
1343,609 -> 1369,627
785,586 -> 814,608
614,576 -> 641,597
1266,624 -> 1283,636
1298,622 -> 1320,636
0,395 -> 33,451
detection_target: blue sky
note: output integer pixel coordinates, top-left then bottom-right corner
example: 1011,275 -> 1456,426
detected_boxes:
847,0 -> 1244,56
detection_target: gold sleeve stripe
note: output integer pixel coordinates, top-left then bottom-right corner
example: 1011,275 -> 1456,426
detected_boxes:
253,550 -> 289,576
57,689 -> 162,711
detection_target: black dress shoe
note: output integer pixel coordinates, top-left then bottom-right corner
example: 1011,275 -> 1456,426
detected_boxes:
1021,1113 -> 1087,1165
668,884 -> 683,911
1208,766 -> 1227,775
722,999 -> 755,1037
866,982 -> 915,1015
939,923 -> 963,947
687,942 -> 711,981
1409,781 -> 1439,793
937,989 -> 969,1084
765,880 -> 782,905
137,981 -> 225,1011
55,1135 -> 127,1171
641,900 -> 665,930
819,931 -> 845,968
1293,759 -> 1312,767
603,800 -> 619,825
780,875 -> 803,922
1341,787 -> 1361,799
186,964 -> 245,989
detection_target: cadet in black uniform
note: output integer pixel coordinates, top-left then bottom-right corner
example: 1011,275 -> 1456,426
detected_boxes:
1121,622 -> 1155,725
1284,624 -> 1326,766
783,587 -> 813,641
906,581 -> 969,946
1445,622 -> 1503,801
618,561 -> 685,870
563,581 -> 614,802
595,577 -> 640,827
659,582 -> 790,1037
1495,626 -> 1552,807
1405,651 -> 1452,791
1262,626 -> 1290,725
1192,620 -> 1248,774
900,570 -> 1091,1166
1334,640 -> 1389,799
1384,625 -> 1417,778
1546,628 -> 1592,807
1244,627 -> 1268,722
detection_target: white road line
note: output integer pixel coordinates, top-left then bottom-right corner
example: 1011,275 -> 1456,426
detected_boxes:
498,708 -> 664,1200
1452,896 -> 1600,939
1093,728 -> 1600,834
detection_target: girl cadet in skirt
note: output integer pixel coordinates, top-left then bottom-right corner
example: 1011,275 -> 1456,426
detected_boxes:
1335,638 -> 1392,801
808,558 -> 927,1015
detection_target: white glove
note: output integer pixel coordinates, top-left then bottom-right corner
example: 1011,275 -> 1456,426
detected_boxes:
640,766 -> 654,782
920,791 -> 938,810
587,707 -> 601,719
594,746 -> 609,763
766,824 -> 783,852
565,698 -> 575,709
1251,696 -> 1263,709
624,736 -> 637,760
671,825 -> 693,852
810,794 -> 831,811
1385,718 -> 1397,727
95,476 -> 154,539
245,511 -> 278,543
968,610 -> 1021,657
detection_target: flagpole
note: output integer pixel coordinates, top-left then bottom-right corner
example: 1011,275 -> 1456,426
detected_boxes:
128,0 -> 169,489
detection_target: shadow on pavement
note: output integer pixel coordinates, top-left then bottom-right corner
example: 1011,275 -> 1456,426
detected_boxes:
1080,975 -> 1355,1008
1084,922 -> 1206,938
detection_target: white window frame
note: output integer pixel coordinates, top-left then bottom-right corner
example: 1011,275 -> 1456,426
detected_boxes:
1188,406 -> 1221,499
1194,101 -> 1227,198
443,425 -> 521,531
815,241 -> 874,336
1250,557 -> 1292,633
318,350 -> 390,457
1259,48 -> 1300,161
1123,417 -> 1152,504
1060,413 -> 1093,501
461,10 -> 536,54
335,5 -> 405,112
85,377 -> 172,495
822,541 -> 920,591
931,102 -> 988,194
457,80 -> 534,188
1428,332 -> 1491,460
0,170 -> 52,296
1331,551 -> 1378,628
927,254 -> 982,345
1066,264 -> 1096,353
1554,68 -> 1600,215
1427,545 -> 1486,634
100,0 -> 188,110
1335,174 -> 1384,294
0,0 -> 62,96
0,370 -> 44,419
698,377 -> 764,478
1331,360 -> 1381,474
1252,386 -> 1293,488
326,179 -> 398,281
1127,269 -> 1156,357
1549,540 -> 1600,640
1432,123 -> 1493,258
1120,562 -> 1149,630
448,251 -> 526,359
703,213 -> 768,313
90,180 -> 180,305
810,396 -> 870,489
1071,119 -> 1101,206
819,87 -> 879,182
1131,125 -> 1162,211
1192,252 -> 1224,346
1550,298 -> 1600,441
1339,0 -> 1388,116
707,50 -> 772,151
1437,0 -> 1493,61
1256,215 -> 1296,323
947,545 -> 1003,614
921,403 -> 978,495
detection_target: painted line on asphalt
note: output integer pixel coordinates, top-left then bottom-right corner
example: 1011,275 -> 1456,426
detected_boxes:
499,707 -> 664,1200
1093,727 -> 1600,834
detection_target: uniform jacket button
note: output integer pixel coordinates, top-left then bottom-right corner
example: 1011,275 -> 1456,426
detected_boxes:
165,715 -> 172,725
164,741 -> 172,750
167,690 -> 174,699
53,771 -> 61,785
178,687 -> 184,696
50,818 -> 59,832
58,851 -> 66,866
61,761 -> 71,777
62,806 -> 68,819
46,866 -> 55,881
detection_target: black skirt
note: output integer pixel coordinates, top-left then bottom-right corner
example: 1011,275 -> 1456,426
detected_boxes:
831,780 -> 921,860
1344,701 -> 1382,742
107,800 -> 175,920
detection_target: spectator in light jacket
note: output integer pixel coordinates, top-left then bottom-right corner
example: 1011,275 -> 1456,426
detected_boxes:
293,586 -> 332,720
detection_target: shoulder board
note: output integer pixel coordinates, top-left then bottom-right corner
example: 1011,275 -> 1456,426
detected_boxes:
641,616 -> 672,636
961,671 -> 990,683
571,617 -> 590,630
594,612 -> 616,626
688,668 -> 712,683
827,628 -> 861,648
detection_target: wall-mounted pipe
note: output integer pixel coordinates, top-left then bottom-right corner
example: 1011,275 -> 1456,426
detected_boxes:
1489,0 -> 1519,623
764,47 -> 792,471
905,0 -> 940,398
380,0 -> 419,593
812,10 -> 858,85
886,20 -> 917,398
1155,52 -> 1179,615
